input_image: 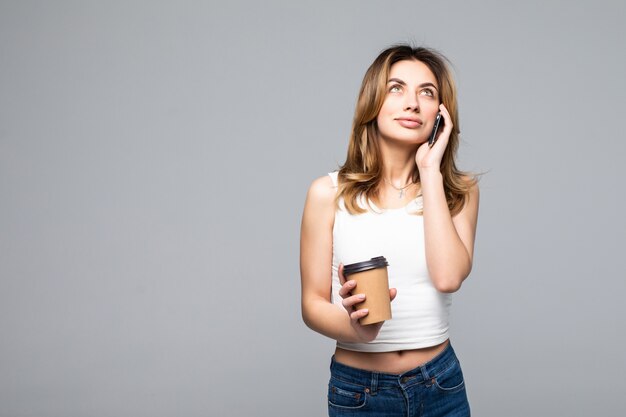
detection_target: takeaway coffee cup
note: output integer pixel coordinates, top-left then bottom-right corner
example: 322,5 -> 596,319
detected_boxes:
343,256 -> 391,325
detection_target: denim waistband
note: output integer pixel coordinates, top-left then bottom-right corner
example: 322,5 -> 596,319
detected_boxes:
330,341 -> 459,389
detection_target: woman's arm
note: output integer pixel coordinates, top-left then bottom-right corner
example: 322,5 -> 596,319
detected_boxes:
420,174 -> 479,293
416,104 -> 480,293
300,176 -> 359,342
300,176 -> 395,342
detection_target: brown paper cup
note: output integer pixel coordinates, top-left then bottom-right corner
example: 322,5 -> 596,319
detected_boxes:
344,257 -> 391,325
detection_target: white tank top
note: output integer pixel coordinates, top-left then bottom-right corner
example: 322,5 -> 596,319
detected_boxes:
329,171 -> 451,352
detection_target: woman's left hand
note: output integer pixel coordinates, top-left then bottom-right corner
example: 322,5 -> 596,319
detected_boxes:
415,103 -> 453,173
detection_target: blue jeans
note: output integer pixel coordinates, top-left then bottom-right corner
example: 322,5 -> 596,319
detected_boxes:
328,342 -> 470,416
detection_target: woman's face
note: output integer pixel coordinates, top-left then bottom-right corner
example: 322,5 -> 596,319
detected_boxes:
376,59 -> 440,145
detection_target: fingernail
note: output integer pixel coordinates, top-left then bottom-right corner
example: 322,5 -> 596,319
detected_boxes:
358,294 -> 365,300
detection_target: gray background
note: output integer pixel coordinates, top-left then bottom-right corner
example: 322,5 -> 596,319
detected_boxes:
1,1 -> 625,416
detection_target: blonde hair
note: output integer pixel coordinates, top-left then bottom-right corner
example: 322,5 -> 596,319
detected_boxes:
337,44 -> 476,215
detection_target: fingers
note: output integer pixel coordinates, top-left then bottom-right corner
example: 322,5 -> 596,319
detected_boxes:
338,279 -> 356,298
340,289 -> 369,319
338,274 -> 368,317
341,293 -> 365,310
389,287 -> 398,302
421,104 -> 450,155
349,308 -> 369,321
438,103 -> 453,133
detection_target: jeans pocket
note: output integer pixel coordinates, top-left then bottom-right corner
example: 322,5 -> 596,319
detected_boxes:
328,378 -> 368,409
433,359 -> 466,394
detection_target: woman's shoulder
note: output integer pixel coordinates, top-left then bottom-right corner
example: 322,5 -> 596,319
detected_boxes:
306,174 -> 337,206
302,174 -> 337,228
461,174 -> 479,197
455,174 -> 479,216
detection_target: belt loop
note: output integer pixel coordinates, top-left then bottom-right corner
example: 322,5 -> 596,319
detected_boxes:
420,364 -> 436,386
370,372 -> 378,395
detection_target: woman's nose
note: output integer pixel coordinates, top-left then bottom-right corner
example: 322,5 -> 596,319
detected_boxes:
404,94 -> 419,111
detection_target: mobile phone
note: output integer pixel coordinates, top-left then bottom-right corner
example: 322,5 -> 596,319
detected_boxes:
428,113 -> 443,147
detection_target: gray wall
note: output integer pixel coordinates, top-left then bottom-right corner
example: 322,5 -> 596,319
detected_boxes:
1,1 -> 625,416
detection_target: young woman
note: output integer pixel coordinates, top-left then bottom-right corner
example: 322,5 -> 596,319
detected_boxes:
300,45 -> 479,416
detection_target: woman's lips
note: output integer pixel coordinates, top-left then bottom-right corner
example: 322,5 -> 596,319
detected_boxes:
396,118 -> 422,128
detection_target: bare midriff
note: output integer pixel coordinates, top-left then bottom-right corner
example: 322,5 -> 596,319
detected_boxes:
334,339 -> 449,374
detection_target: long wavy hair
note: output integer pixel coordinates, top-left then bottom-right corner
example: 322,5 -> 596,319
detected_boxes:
337,44 -> 476,215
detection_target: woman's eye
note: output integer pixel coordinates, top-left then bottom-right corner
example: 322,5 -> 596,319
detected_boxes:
420,89 -> 434,97
389,85 -> 402,93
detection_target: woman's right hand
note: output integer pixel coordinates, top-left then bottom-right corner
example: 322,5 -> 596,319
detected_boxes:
338,264 -> 397,343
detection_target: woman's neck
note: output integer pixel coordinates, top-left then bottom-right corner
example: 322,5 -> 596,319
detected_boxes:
378,140 -> 418,187
373,139 -> 421,207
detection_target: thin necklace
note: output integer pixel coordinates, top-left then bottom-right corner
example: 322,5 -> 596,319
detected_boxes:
384,178 -> 415,199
